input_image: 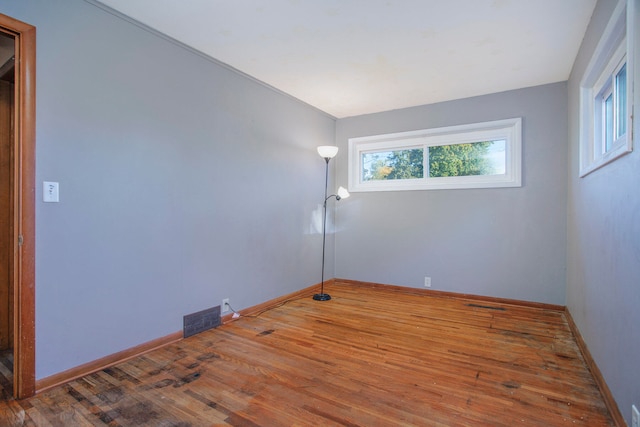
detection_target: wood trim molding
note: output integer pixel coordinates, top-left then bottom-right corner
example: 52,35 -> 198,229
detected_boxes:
221,282 -> 323,323
0,12 -> 36,399
35,331 -> 183,394
564,309 -> 625,427
335,278 -> 566,312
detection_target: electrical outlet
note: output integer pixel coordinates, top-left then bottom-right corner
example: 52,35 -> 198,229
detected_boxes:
632,404 -> 639,427
222,298 -> 230,313
424,276 -> 431,288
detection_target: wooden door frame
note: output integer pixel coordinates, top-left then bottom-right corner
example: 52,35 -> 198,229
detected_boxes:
0,13 -> 35,399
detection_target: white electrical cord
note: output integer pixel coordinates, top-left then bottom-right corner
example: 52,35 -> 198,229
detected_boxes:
227,303 -> 241,319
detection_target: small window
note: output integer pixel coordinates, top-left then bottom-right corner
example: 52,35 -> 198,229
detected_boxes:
348,118 -> 521,192
580,0 -> 633,177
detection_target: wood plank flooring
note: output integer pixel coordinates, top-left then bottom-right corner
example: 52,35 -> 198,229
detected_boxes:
0,282 -> 615,426
0,349 -> 13,401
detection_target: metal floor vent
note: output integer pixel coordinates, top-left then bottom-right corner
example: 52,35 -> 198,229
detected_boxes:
466,303 -> 506,311
183,305 -> 221,338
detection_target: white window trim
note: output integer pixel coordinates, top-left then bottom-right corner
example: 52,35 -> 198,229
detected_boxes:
579,0 -> 634,177
348,118 -> 522,192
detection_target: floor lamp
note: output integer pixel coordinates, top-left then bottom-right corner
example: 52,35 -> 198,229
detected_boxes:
314,146 -> 350,301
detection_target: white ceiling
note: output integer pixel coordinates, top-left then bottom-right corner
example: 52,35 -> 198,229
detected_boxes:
96,0 -> 597,118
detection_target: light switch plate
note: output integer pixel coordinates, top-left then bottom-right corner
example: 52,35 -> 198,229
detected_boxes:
43,181 -> 59,202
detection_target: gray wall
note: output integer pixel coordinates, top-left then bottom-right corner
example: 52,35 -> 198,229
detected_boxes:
567,0 -> 640,424
335,83 -> 568,305
0,0 -> 335,379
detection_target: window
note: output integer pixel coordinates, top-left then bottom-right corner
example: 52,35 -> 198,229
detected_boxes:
580,0 -> 634,177
348,118 -> 521,192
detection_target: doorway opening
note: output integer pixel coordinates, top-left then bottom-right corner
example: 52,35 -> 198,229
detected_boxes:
0,29 -> 15,400
0,13 -> 35,400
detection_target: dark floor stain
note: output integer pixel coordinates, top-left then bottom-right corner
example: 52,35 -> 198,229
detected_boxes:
96,386 -> 125,404
103,367 -> 141,384
96,410 -> 117,425
502,381 -> 521,389
225,413 -> 263,427
196,352 -> 220,361
240,387 -> 257,397
65,385 -> 117,424
556,353 -> 575,360
466,303 -> 506,311
115,401 -> 160,423
65,385 -> 87,403
154,378 -> 176,388
173,372 -> 201,388
546,396 -> 571,406
257,329 -> 275,336
184,389 -> 222,410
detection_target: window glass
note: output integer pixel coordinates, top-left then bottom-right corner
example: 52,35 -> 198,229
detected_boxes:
604,92 -> 613,152
362,148 -> 423,181
615,63 -> 627,140
429,140 -> 505,178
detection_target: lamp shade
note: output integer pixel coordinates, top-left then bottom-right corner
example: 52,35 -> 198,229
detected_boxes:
317,145 -> 339,159
337,186 -> 350,200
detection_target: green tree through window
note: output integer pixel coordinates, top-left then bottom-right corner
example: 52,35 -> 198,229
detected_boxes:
386,148 -> 424,179
428,141 -> 494,177
362,148 -> 423,181
363,141 -> 502,181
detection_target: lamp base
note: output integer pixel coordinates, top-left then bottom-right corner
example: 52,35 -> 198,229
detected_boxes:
312,293 -> 331,301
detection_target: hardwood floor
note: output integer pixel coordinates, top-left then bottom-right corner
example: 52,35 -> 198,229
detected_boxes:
0,282 -> 615,426
0,349 -> 12,401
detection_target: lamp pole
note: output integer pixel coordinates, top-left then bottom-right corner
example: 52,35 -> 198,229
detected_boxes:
314,146 -> 348,301
314,156 -> 332,301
